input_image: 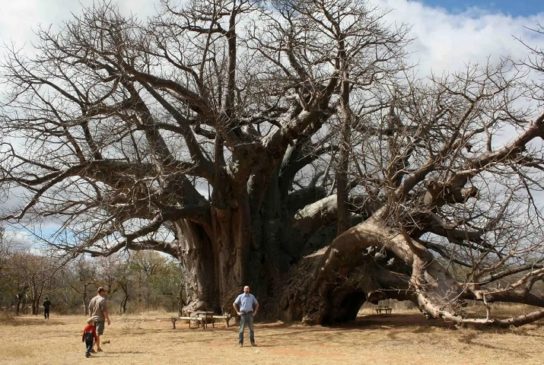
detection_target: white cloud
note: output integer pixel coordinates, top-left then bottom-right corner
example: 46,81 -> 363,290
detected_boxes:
373,0 -> 544,74
2,227 -> 34,250
0,0 -> 159,50
2,0 -> 543,73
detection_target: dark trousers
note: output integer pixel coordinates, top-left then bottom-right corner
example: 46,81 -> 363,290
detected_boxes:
238,312 -> 255,344
44,309 -> 49,319
84,333 -> 94,355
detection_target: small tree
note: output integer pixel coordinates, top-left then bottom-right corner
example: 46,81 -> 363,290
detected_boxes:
66,258 -> 98,315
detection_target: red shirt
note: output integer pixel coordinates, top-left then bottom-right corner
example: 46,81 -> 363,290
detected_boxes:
82,324 -> 98,342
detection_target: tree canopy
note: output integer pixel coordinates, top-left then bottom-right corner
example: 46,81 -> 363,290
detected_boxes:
1,0 -> 544,326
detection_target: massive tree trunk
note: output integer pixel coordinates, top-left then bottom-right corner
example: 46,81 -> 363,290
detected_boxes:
281,208 -> 544,326
176,197 -> 262,315
100,184 -> 544,325
177,171 -> 338,317
281,213 -> 417,324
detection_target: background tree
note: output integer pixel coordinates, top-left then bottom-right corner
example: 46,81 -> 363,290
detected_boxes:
25,255 -> 55,315
112,258 -> 132,314
93,252 -> 184,313
66,258 -> 98,315
0,227 -> 16,311
129,251 -> 182,311
0,228 -> 183,314
1,249 -> 56,315
1,0 -> 544,326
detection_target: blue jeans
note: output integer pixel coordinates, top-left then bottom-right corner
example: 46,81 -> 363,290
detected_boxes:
84,333 -> 94,355
238,313 -> 255,344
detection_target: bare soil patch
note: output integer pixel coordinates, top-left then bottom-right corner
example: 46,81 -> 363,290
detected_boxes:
0,309 -> 543,365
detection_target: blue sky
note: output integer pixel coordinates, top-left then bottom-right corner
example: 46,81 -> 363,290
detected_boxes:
418,0 -> 544,16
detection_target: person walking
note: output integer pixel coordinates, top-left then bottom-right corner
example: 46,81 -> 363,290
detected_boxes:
82,317 -> 98,358
88,287 -> 111,352
233,285 -> 259,347
43,297 -> 51,319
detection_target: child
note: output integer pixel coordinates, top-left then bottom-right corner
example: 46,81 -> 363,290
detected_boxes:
82,317 -> 98,358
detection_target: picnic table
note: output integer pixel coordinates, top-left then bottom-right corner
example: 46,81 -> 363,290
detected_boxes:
193,311 -> 215,329
170,311 -> 232,329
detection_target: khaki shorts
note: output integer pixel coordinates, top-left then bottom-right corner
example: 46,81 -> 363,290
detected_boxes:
95,320 -> 105,335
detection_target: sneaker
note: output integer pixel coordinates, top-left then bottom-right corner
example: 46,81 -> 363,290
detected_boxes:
85,353 -> 90,358
97,348 -> 103,352
251,342 -> 257,347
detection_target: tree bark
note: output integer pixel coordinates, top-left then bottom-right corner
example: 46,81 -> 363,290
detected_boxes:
280,211 -> 464,324
176,200 -> 252,314
176,176 -> 334,317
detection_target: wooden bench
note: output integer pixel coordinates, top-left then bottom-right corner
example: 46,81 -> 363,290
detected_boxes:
192,311 -> 214,329
170,312 -> 232,330
375,306 -> 392,315
170,316 -> 205,329
212,313 -> 232,328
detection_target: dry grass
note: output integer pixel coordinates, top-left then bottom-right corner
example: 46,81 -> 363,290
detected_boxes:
0,308 -> 543,365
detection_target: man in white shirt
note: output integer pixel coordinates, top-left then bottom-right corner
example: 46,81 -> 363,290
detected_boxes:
233,285 -> 259,347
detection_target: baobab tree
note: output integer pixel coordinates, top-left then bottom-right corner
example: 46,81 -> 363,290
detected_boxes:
283,63 -> 544,326
1,0 -> 544,326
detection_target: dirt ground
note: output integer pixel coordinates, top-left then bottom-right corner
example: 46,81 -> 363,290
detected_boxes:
1,308 -> 543,365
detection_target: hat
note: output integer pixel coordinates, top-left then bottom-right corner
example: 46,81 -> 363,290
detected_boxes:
87,317 -> 95,324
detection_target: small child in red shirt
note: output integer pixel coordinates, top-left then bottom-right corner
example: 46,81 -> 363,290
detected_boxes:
82,317 -> 98,358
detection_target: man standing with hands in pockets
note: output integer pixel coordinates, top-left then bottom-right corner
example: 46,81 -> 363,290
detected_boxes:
233,285 -> 259,347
